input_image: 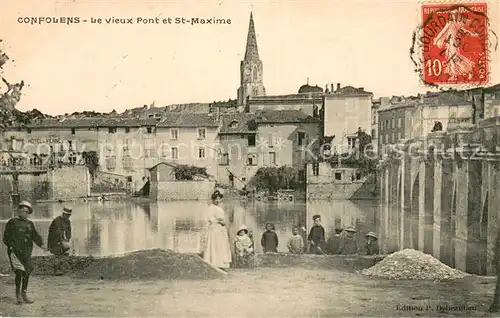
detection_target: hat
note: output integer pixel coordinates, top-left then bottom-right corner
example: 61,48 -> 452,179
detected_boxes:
18,201 -> 33,214
334,228 -> 344,234
345,226 -> 357,233
237,225 -> 249,235
365,231 -> 378,239
62,207 -> 72,214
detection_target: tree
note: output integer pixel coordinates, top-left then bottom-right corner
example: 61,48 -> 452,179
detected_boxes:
0,39 -> 29,131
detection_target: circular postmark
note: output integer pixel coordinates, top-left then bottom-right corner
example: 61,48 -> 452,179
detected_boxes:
410,3 -> 498,89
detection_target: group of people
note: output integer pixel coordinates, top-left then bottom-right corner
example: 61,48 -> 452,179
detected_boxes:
2,200 -> 73,305
202,191 -> 380,271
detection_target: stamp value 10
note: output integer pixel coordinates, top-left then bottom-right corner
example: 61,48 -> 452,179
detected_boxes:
421,3 -> 488,86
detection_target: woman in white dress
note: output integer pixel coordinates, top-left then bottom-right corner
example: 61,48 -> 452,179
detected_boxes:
203,190 -> 232,270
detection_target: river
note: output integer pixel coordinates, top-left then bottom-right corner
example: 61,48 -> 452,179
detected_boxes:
0,199 -> 381,258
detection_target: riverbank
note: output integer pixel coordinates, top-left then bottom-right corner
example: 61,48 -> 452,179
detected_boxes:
0,267 -> 497,316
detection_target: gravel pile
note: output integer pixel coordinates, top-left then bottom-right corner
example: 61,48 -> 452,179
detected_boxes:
361,249 -> 470,281
73,249 -> 224,280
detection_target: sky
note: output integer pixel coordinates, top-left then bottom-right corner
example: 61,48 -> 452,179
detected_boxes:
1,0 -> 499,115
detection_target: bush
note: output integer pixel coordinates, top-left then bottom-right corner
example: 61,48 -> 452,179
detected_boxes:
250,166 -> 304,193
174,164 -> 210,181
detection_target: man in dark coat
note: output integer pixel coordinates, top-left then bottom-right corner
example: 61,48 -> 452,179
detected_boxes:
338,226 -> 359,255
308,215 -> 326,254
2,201 -> 46,304
326,228 -> 343,254
48,207 -> 72,275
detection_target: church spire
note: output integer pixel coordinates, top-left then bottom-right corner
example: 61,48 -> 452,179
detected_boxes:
244,12 -> 259,61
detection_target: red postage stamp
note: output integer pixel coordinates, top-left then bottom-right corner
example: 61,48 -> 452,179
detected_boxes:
420,3 -> 488,85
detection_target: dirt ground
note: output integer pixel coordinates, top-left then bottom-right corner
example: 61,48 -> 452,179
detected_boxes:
0,267 -> 498,317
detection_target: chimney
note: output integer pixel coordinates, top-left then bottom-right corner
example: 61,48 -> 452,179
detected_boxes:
330,84 -> 334,92
325,84 -> 329,93
336,83 -> 341,91
359,87 -> 364,91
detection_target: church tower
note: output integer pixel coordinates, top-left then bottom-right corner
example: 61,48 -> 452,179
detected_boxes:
237,12 -> 266,106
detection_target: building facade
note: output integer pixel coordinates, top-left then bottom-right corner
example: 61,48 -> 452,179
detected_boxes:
410,92 -> 473,139
217,110 -> 321,190
323,85 -> 373,153
1,114 -> 222,191
378,101 -> 416,152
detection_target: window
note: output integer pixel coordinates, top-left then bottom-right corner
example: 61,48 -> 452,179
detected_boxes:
371,129 -> 376,139
171,128 -> 178,140
27,128 -> 32,134
160,143 -> 168,157
125,127 -> 130,133
198,128 -> 206,140
355,172 -> 362,180
68,141 -> 73,151
335,172 -> 342,180
397,118 -> 402,128
146,127 -> 153,134
297,132 -> 306,146
71,128 -> 76,135
108,127 -> 116,133
247,135 -> 256,147
171,147 -> 179,160
398,132 -> 402,140
247,154 -> 257,166
123,139 -> 130,151
229,121 -> 238,129
347,137 -> 356,149
269,152 -> 276,165
268,134 -> 275,147
219,153 -> 229,165
198,147 -> 205,159
312,163 -> 319,176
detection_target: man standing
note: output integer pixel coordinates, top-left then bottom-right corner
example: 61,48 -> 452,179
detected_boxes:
48,207 -> 72,275
3,201 -> 46,304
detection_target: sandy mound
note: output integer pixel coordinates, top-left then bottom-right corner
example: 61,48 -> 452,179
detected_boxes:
361,249 -> 470,281
71,249 -> 224,280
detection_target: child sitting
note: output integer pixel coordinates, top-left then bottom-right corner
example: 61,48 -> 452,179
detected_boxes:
233,225 -> 254,267
287,226 -> 304,254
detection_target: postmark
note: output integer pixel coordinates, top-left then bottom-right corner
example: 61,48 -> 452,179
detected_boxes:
410,2 -> 498,88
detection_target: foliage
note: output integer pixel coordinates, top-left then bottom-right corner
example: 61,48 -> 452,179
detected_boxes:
327,128 -> 378,175
82,151 -> 99,178
210,99 -> 237,108
0,39 -> 46,131
250,166 -> 304,193
174,164 -> 210,181
431,121 -> 443,132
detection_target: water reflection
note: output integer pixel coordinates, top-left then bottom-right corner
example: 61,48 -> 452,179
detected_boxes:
0,199 -> 380,258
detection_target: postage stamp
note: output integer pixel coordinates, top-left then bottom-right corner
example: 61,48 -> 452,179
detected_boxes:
413,2 -> 494,87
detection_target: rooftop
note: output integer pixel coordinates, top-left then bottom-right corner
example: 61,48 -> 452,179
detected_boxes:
219,110 -> 320,134
254,110 -> 320,124
17,113 -> 221,129
249,93 -> 323,102
219,113 -> 257,134
327,86 -> 373,97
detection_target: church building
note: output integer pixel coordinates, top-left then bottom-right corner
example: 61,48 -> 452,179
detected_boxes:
237,12 -> 266,106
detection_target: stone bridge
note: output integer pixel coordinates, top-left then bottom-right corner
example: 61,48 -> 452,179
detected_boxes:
378,117 -> 500,275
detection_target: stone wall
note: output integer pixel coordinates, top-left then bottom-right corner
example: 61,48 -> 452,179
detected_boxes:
151,180 -> 215,201
48,166 -> 90,200
0,173 -> 49,202
307,182 -> 375,200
